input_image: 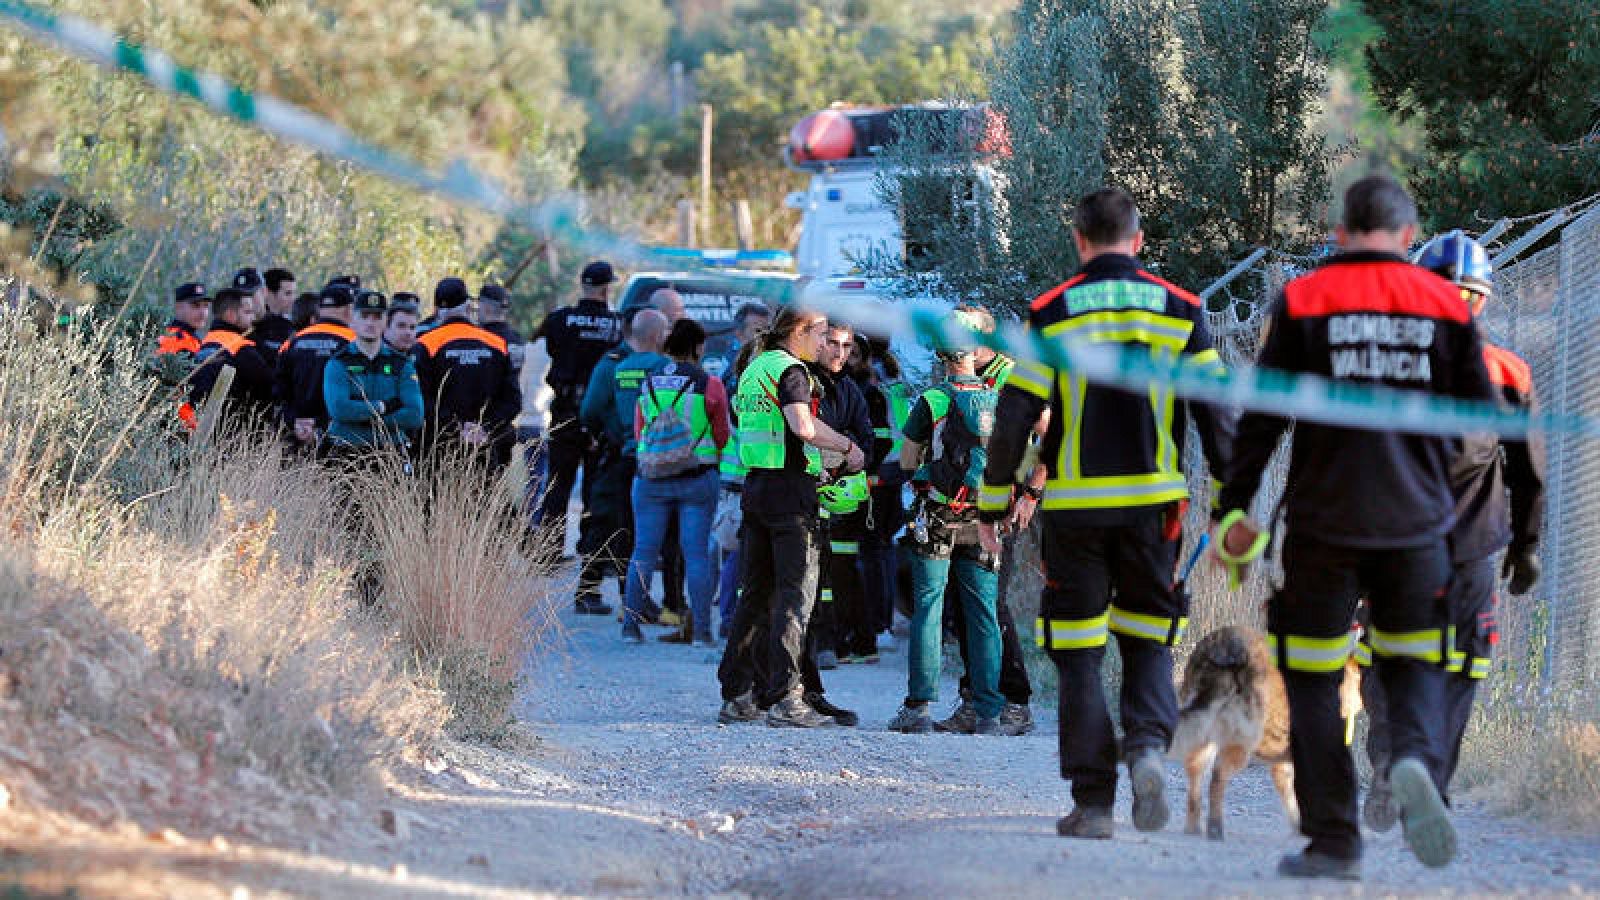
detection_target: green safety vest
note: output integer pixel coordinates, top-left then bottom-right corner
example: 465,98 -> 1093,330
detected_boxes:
980,353 -> 1014,389
720,430 -> 748,483
734,350 -> 823,476
884,379 -> 913,466
637,364 -> 720,467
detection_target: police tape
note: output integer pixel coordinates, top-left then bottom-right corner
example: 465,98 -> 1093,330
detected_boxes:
2,1 -> 1594,441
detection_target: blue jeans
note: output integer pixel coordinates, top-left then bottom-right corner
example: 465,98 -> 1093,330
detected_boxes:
622,468 -> 719,637
717,544 -> 741,637
907,546 -> 1002,718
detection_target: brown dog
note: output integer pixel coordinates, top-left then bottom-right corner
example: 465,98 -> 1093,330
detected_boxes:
1170,625 -> 1361,841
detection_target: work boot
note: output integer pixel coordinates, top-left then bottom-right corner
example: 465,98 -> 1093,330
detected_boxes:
1364,774 -> 1398,832
658,628 -> 692,644
575,594 -> 612,616
1277,849 -> 1361,880
767,694 -> 835,728
717,692 -> 762,725
887,702 -> 933,734
815,650 -> 839,670
974,715 -> 1025,736
933,697 -> 977,734
1056,806 -> 1114,840
805,692 -> 858,727
1000,702 -> 1034,735
1128,748 -> 1171,833
1391,757 -> 1457,868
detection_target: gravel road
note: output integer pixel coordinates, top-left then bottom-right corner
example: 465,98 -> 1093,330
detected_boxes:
357,602 -> 1600,898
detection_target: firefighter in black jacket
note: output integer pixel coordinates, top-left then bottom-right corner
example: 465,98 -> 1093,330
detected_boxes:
190,288 -> 276,428
412,277 -> 522,469
977,188 -> 1234,841
275,281 -> 356,452
1215,177 -> 1498,879
1360,230 -> 1547,832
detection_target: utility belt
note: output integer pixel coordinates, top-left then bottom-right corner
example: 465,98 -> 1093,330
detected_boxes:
903,491 -> 995,567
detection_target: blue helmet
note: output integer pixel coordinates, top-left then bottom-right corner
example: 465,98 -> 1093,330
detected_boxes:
1418,230 -> 1493,298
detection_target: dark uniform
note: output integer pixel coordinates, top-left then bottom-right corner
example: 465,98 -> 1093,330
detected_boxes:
412,317 -> 522,468
249,312 -> 296,368
1219,251 -> 1495,865
275,287 -> 357,444
190,321 -> 276,428
809,365 -> 877,666
979,253 -> 1234,825
533,297 -> 623,525
480,317 -> 528,471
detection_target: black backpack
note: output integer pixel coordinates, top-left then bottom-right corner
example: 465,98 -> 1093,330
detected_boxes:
922,386 -> 983,500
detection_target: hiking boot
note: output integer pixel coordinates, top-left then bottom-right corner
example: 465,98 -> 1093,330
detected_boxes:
766,694 -> 835,728
1391,757 -> 1457,868
805,692 -> 858,727
1000,703 -> 1034,735
887,703 -> 933,734
1128,748 -> 1171,833
816,650 -> 839,670
1364,774 -> 1398,832
974,715 -> 1025,736
1056,806 -> 1114,840
933,699 -> 977,734
717,692 -> 763,725
621,624 -> 644,644
575,595 -> 612,616
638,601 -> 662,626
1277,850 -> 1361,880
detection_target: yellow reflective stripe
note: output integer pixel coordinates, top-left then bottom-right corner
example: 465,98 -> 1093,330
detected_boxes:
1182,347 -> 1227,376
1107,606 -> 1187,645
1035,615 -> 1109,650
820,589 -> 834,604
978,482 -> 1011,512
1041,473 -> 1188,510
1468,657 -> 1491,679
1208,477 -> 1224,511
1368,627 -> 1445,663
1044,310 -> 1193,352
1007,360 -> 1052,399
1267,632 -> 1355,673
1354,640 -> 1373,667
830,540 -> 859,554
1065,374 -> 1086,479
1446,649 -> 1467,673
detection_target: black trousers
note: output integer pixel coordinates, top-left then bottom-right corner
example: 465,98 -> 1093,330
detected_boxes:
862,482 -> 904,634
1364,552 -> 1498,801
539,412 -> 594,528
661,516 -> 687,615
1040,510 -> 1183,810
811,509 -> 875,659
717,504 -> 821,707
1274,534 -> 1452,861
577,452 -> 635,599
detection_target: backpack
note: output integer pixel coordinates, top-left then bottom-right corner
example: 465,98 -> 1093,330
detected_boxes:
922,384 -> 991,500
636,377 -> 704,479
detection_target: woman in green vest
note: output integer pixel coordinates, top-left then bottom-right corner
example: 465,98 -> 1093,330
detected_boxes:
716,307 -> 865,728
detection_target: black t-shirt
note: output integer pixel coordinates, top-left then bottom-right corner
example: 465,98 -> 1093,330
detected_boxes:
744,362 -> 819,517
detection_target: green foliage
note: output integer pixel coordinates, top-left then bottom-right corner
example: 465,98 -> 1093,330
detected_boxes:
1361,0 -> 1600,227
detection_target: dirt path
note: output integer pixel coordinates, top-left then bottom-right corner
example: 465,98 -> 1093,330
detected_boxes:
16,600 -> 1598,898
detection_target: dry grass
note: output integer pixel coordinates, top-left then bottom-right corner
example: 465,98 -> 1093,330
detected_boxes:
0,299 -> 556,841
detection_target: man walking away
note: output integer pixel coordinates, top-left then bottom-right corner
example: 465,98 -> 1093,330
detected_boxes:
276,281 -> 356,454
978,188 -> 1234,839
1216,176 -> 1497,879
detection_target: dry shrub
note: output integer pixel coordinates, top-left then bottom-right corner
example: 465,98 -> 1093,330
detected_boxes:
1458,704 -> 1600,828
351,449 -> 563,743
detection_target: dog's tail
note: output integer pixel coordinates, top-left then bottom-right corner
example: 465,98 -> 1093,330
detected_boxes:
1173,627 -> 1257,754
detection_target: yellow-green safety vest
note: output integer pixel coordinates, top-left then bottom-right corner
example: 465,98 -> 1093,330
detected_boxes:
734,349 -> 823,476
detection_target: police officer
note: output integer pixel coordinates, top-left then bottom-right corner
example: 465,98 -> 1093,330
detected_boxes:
275,281 -> 356,453
412,277 -> 522,470
1361,231 -> 1547,831
323,289 -> 424,459
248,267 -> 298,366
190,288 -> 275,428
977,188 -> 1235,839
1216,177 -> 1497,878
477,282 -> 528,471
152,281 -> 211,429
532,262 -> 624,537
716,308 -> 865,729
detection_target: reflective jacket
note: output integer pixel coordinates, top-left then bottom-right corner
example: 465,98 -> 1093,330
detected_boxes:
190,323 -> 275,424
1220,251 -> 1496,547
1449,342 -> 1545,562
979,254 -> 1234,524
635,359 -> 728,472
275,319 -> 356,429
734,349 -> 822,475
411,318 -> 522,456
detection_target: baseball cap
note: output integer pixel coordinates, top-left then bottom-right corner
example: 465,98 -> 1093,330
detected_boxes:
174,282 -> 210,304
392,291 -> 421,307
581,261 -> 617,286
232,267 -> 264,293
319,282 -> 357,308
479,283 -> 511,307
328,274 -> 362,289
354,290 -> 388,315
434,276 -> 471,309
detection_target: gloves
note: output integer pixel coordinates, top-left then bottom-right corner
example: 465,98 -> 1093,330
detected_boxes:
1502,547 -> 1541,596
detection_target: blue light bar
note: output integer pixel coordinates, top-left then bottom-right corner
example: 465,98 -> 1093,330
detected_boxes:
648,247 -> 796,270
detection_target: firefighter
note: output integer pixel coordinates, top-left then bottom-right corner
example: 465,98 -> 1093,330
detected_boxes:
152,281 -> 211,429
977,188 -> 1234,839
190,288 -> 275,429
533,262 -> 624,539
716,307 -> 865,728
275,281 -> 356,453
1215,177 -> 1498,878
1361,231 -> 1546,831
411,277 -> 521,470
248,267 -> 298,366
